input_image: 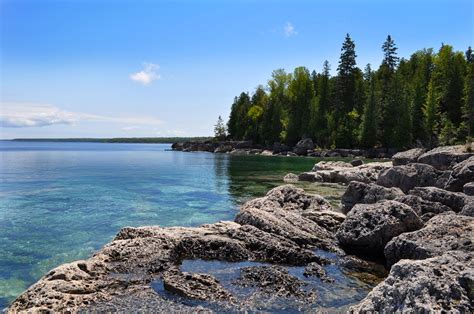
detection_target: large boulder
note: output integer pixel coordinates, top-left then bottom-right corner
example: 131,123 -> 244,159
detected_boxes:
351,251 -> 474,313
392,148 -> 426,166
293,138 -> 315,155
376,163 -> 444,193
394,194 -> 452,222
417,145 -> 473,170
235,185 -> 338,251
341,181 -> 404,214
336,200 -> 423,254
445,156 -> 474,192
384,213 -> 474,267
312,162 -> 393,185
214,144 -> 234,153
409,186 -> 471,212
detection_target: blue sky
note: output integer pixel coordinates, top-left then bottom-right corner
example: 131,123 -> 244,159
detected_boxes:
1,0 -> 472,139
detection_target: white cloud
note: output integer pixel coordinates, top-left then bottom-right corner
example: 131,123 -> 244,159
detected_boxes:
0,103 -> 77,128
130,63 -> 161,85
283,22 -> 297,37
0,103 -> 163,128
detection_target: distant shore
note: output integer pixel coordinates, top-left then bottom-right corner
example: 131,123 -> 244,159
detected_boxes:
7,137 -> 213,144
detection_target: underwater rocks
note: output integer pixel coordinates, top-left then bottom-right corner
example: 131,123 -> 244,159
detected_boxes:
336,200 -> 423,255
235,265 -> 317,301
351,251 -> 474,313
162,268 -> 234,302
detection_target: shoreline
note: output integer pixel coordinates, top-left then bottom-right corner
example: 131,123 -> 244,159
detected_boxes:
6,144 -> 474,312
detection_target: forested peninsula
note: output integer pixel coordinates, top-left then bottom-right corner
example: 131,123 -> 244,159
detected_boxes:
226,35 -> 473,149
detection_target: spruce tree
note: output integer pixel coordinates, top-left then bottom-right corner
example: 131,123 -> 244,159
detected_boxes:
214,116 -> 227,140
463,61 -> 474,139
424,80 -> 438,147
334,34 -> 358,147
360,64 -> 378,147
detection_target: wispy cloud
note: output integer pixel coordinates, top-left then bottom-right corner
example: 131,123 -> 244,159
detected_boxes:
130,63 -> 161,85
0,103 -> 163,128
283,22 -> 297,37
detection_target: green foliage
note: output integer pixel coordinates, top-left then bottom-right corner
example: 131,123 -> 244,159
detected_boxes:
226,35 -> 471,149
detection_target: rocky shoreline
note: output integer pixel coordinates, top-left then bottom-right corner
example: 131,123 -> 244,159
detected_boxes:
6,145 -> 474,312
171,139 -> 399,159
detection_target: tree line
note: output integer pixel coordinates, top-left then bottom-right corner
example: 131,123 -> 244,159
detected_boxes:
223,34 -> 473,149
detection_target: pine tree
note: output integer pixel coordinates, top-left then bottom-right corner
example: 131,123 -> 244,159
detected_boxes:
214,116 -> 227,140
381,35 -> 399,71
379,35 -> 399,146
360,64 -> 378,147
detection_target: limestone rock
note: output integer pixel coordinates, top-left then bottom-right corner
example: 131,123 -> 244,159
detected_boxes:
283,173 -> 298,183
417,145 -> 473,170
392,148 -> 426,166
341,181 -> 404,214
336,200 -> 423,254
394,194 -> 452,222
351,251 -> 474,313
409,186 -> 470,212
235,266 -> 317,301
376,163 -> 443,193
384,213 -> 474,267
445,156 -> 474,192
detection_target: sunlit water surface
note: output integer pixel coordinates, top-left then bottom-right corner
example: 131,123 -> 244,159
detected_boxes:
0,141 -> 349,309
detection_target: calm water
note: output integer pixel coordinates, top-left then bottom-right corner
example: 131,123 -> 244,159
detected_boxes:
0,141 -> 349,309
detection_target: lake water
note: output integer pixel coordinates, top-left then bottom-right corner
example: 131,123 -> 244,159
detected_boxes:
0,141 -> 350,309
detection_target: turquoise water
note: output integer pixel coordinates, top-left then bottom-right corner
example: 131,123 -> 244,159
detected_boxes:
0,141 -> 348,309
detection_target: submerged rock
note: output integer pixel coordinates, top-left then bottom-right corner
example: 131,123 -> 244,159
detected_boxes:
417,145 -> 473,170
303,262 -> 334,283
351,251 -> 474,313
384,213 -> 474,267
235,265 -> 317,301
163,268 -> 234,302
341,181 -> 404,214
392,148 -> 426,166
336,200 -> 423,255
